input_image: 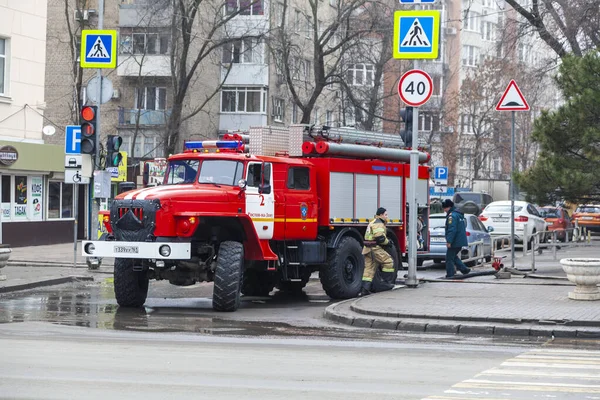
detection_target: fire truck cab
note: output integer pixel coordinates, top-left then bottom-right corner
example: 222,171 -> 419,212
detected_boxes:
83,126 -> 430,311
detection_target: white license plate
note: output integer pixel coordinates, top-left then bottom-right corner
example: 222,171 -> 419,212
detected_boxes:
582,216 -> 594,220
494,218 -> 509,222
430,237 -> 445,242
547,221 -> 554,225
114,245 -> 140,254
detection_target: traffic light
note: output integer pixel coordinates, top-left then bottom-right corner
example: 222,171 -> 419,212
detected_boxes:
80,105 -> 98,155
106,135 -> 123,167
399,107 -> 414,148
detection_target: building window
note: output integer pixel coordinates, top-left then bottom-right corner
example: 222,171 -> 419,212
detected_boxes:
432,76 -> 442,96
346,64 -> 374,86
326,110 -> 333,125
221,87 -> 267,113
292,103 -> 298,123
461,45 -> 479,67
272,98 -> 284,122
419,113 -> 440,131
135,87 -> 167,110
121,134 -> 158,159
222,38 -> 263,64
313,107 -> 320,124
306,15 -> 312,38
460,114 -> 473,133
274,1 -> 285,27
482,22 -> 495,41
462,11 -> 480,32
126,32 -> 169,55
294,9 -> 302,31
48,181 -> 74,219
0,38 -> 7,95
226,0 -> 264,16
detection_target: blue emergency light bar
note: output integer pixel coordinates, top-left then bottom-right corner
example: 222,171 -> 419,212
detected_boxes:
184,140 -> 241,150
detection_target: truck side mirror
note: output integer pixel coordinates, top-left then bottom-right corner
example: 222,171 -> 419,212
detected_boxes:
258,183 -> 271,195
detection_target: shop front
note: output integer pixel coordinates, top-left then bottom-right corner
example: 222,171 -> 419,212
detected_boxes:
0,140 -> 86,247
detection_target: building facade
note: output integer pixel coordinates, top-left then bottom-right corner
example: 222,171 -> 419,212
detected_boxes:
0,1 -> 79,247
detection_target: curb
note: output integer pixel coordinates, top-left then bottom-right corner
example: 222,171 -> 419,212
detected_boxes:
324,298 -> 600,339
349,298 -> 600,328
0,276 -> 94,294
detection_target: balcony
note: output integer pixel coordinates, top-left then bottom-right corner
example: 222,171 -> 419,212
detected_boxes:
119,3 -> 171,28
117,54 -> 171,77
118,108 -> 170,126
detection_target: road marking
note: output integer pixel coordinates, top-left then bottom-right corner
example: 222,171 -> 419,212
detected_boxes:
421,347 -> 600,399
479,368 -> 600,380
503,361 -> 600,369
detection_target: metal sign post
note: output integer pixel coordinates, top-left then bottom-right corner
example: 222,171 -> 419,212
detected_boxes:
495,80 -> 530,277
398,68 -> 433,287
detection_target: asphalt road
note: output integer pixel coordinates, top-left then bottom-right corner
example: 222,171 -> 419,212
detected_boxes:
4,321 -> 599,400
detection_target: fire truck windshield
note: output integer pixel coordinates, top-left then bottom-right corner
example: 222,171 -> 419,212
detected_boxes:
198,160 -> 244,186
165,160 -> 199,184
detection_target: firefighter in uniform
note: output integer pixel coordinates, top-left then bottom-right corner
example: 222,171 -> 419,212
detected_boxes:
359,207 -> 396,296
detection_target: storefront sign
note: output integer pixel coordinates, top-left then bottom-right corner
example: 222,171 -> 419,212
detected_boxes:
31,177 -> 43,219
0,146 -> 19,166
14,176 -> 28,220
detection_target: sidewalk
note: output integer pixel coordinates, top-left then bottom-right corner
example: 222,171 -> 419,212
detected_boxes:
325,241 -> 600,339
1,242 -> 112,293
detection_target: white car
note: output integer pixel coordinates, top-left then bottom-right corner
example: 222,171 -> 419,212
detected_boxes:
479,200 -> 547,247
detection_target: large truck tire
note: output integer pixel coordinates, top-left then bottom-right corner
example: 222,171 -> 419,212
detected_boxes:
320,236 -> 364,299
114,258 -> 149,308
241,268 -> 276,297
213,241 -> 244,312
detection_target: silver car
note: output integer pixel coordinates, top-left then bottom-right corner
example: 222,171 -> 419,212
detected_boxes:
418,213 -> 493,266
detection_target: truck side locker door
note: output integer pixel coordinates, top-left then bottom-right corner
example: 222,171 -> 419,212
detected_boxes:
284,165 -> 318,240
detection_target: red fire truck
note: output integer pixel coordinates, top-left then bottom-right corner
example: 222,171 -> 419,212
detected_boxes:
83,125 -> 430,311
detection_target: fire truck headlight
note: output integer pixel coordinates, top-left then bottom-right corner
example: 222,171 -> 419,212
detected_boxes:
84,243 -> 95,255
238,179 -> 247,189
159,245 -> 171,257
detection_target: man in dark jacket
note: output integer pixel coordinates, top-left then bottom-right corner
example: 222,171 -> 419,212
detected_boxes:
442,199 -> 471,278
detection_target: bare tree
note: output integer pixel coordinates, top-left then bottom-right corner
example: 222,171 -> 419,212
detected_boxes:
459,59 -> 512,180
268,0 -> 372,124
164,0 -> 263,156
503,0 -> 600,58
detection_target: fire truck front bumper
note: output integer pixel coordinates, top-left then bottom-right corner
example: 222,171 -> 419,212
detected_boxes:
82,241 -> 191,260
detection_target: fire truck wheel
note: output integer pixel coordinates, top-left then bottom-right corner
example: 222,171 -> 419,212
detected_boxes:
241,268 -> 276,297
113,258 -> 149,308
320,236 -> 363,299
213,241 -> 244,312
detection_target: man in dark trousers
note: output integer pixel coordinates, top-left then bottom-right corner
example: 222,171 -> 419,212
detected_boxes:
442,199 -> 471,278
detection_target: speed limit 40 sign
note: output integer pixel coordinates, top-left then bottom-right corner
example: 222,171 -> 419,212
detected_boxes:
398,69 -> 434,107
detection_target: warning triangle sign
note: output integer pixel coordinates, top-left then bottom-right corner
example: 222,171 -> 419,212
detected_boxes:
401,19 -> 431,47
496,80 -> 530,111
87,37 -> 110,59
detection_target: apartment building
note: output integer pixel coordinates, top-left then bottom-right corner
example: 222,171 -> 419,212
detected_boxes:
0,1 -> 76,247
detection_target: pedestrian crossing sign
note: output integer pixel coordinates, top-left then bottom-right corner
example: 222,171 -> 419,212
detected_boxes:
80,30 -> 117,69
393,11 -> 440,59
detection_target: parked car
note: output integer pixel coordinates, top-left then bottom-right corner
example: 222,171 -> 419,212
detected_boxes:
537,206 -> 574,242
479,200 -> 547,248
452,192 -> 494,216
572,204 -> 600,233
418,213 -> 493,267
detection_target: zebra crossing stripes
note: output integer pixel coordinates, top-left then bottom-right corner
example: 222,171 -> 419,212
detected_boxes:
422,347 -> 600,399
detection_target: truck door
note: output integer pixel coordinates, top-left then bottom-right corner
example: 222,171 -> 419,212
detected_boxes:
246,162 -> 274,240
284,166 -> 318,239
